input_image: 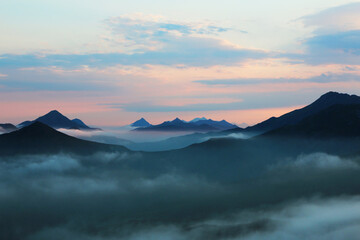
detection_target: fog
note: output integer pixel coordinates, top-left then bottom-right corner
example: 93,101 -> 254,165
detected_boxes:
59,127 -> 193,144
271,152 -> 360,171
58,128 -> 250,152
1,151 -> 360,239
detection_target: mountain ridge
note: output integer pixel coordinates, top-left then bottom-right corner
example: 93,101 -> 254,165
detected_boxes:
264,103 -> 360,138
233,91 -> 360,136
134,117 -> 237,132
0,122 -> 125,156
18,110 -> 99,130
133,118 -> 219,132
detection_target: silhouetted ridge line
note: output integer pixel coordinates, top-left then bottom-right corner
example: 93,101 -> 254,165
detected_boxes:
0,122 -> 126,156
240,91 -> 360,136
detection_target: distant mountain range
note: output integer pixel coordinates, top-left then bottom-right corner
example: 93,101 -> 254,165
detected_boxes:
125,91 -> 360,151
134,117 -> 237,132
2,91 -> 360,154
18,110 -> 100,130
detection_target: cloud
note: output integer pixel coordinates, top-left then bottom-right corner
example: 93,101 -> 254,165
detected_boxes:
25,196 -> 360,240
306,30 -> 360,52
301,2 -> 360,34
299,30 -> 360,65
109,101 -> 246,112
194,73 -> 360,85
0,67 -> 113,92
0,15 -> 266,68
105,90 -> 312,113
272,153 -> 360,171
0,43 -> 267,69
1,151 -> 360,239
292,3 -> 360,65
104,13 -> 233,51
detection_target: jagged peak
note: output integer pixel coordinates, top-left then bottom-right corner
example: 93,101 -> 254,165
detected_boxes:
172,118 -> 184,122
15,121 -> 58,134
313,91 -> 359,105
46,110 -> 63,115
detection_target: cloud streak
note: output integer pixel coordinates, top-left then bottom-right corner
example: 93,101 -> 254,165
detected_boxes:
290,3 -> 360,65
194,73 -> 360,86
0,14 -> 267,69
104,13 -> 234,50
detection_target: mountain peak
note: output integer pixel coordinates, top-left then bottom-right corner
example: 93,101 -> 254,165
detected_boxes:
244,91 -> 360,136
44,110 -> 65,118
172,118 -> 184,123
131,118 -> 151,127
18,110 -> 93,130
318,91 -> 348,100
48,109 -> 62,114
312,91 -> 360,107
16,121 -> 60,137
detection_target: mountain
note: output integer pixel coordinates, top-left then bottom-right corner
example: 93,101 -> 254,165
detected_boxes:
0,123 -> 17,133
134,118 -> 220,132
238,91 -> 360,136
72,118 -> 90,128
189,117 -> 208,122
0,122 -> 126,156
265,104 -> 360,138
128,92 -> 360,151
131,118 -> 151,127
18,110 -> 99,130
191,119 -> 238,130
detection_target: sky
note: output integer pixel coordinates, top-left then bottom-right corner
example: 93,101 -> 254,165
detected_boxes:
1,0 -> 360,126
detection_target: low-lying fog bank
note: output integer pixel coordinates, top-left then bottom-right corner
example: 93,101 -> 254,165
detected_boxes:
1,152 -> 360,239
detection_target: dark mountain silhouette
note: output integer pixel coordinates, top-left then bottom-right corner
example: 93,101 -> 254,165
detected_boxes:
134,118 -> 220,132
0,122 -> 126,156
131,118 -> 151,127
18,110 -> 99,130
265,104 -> 360,138
0,123 -> 17,133
227,91 -> 360,136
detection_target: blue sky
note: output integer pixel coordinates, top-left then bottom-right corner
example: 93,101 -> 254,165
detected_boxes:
1,0 -> 360,125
